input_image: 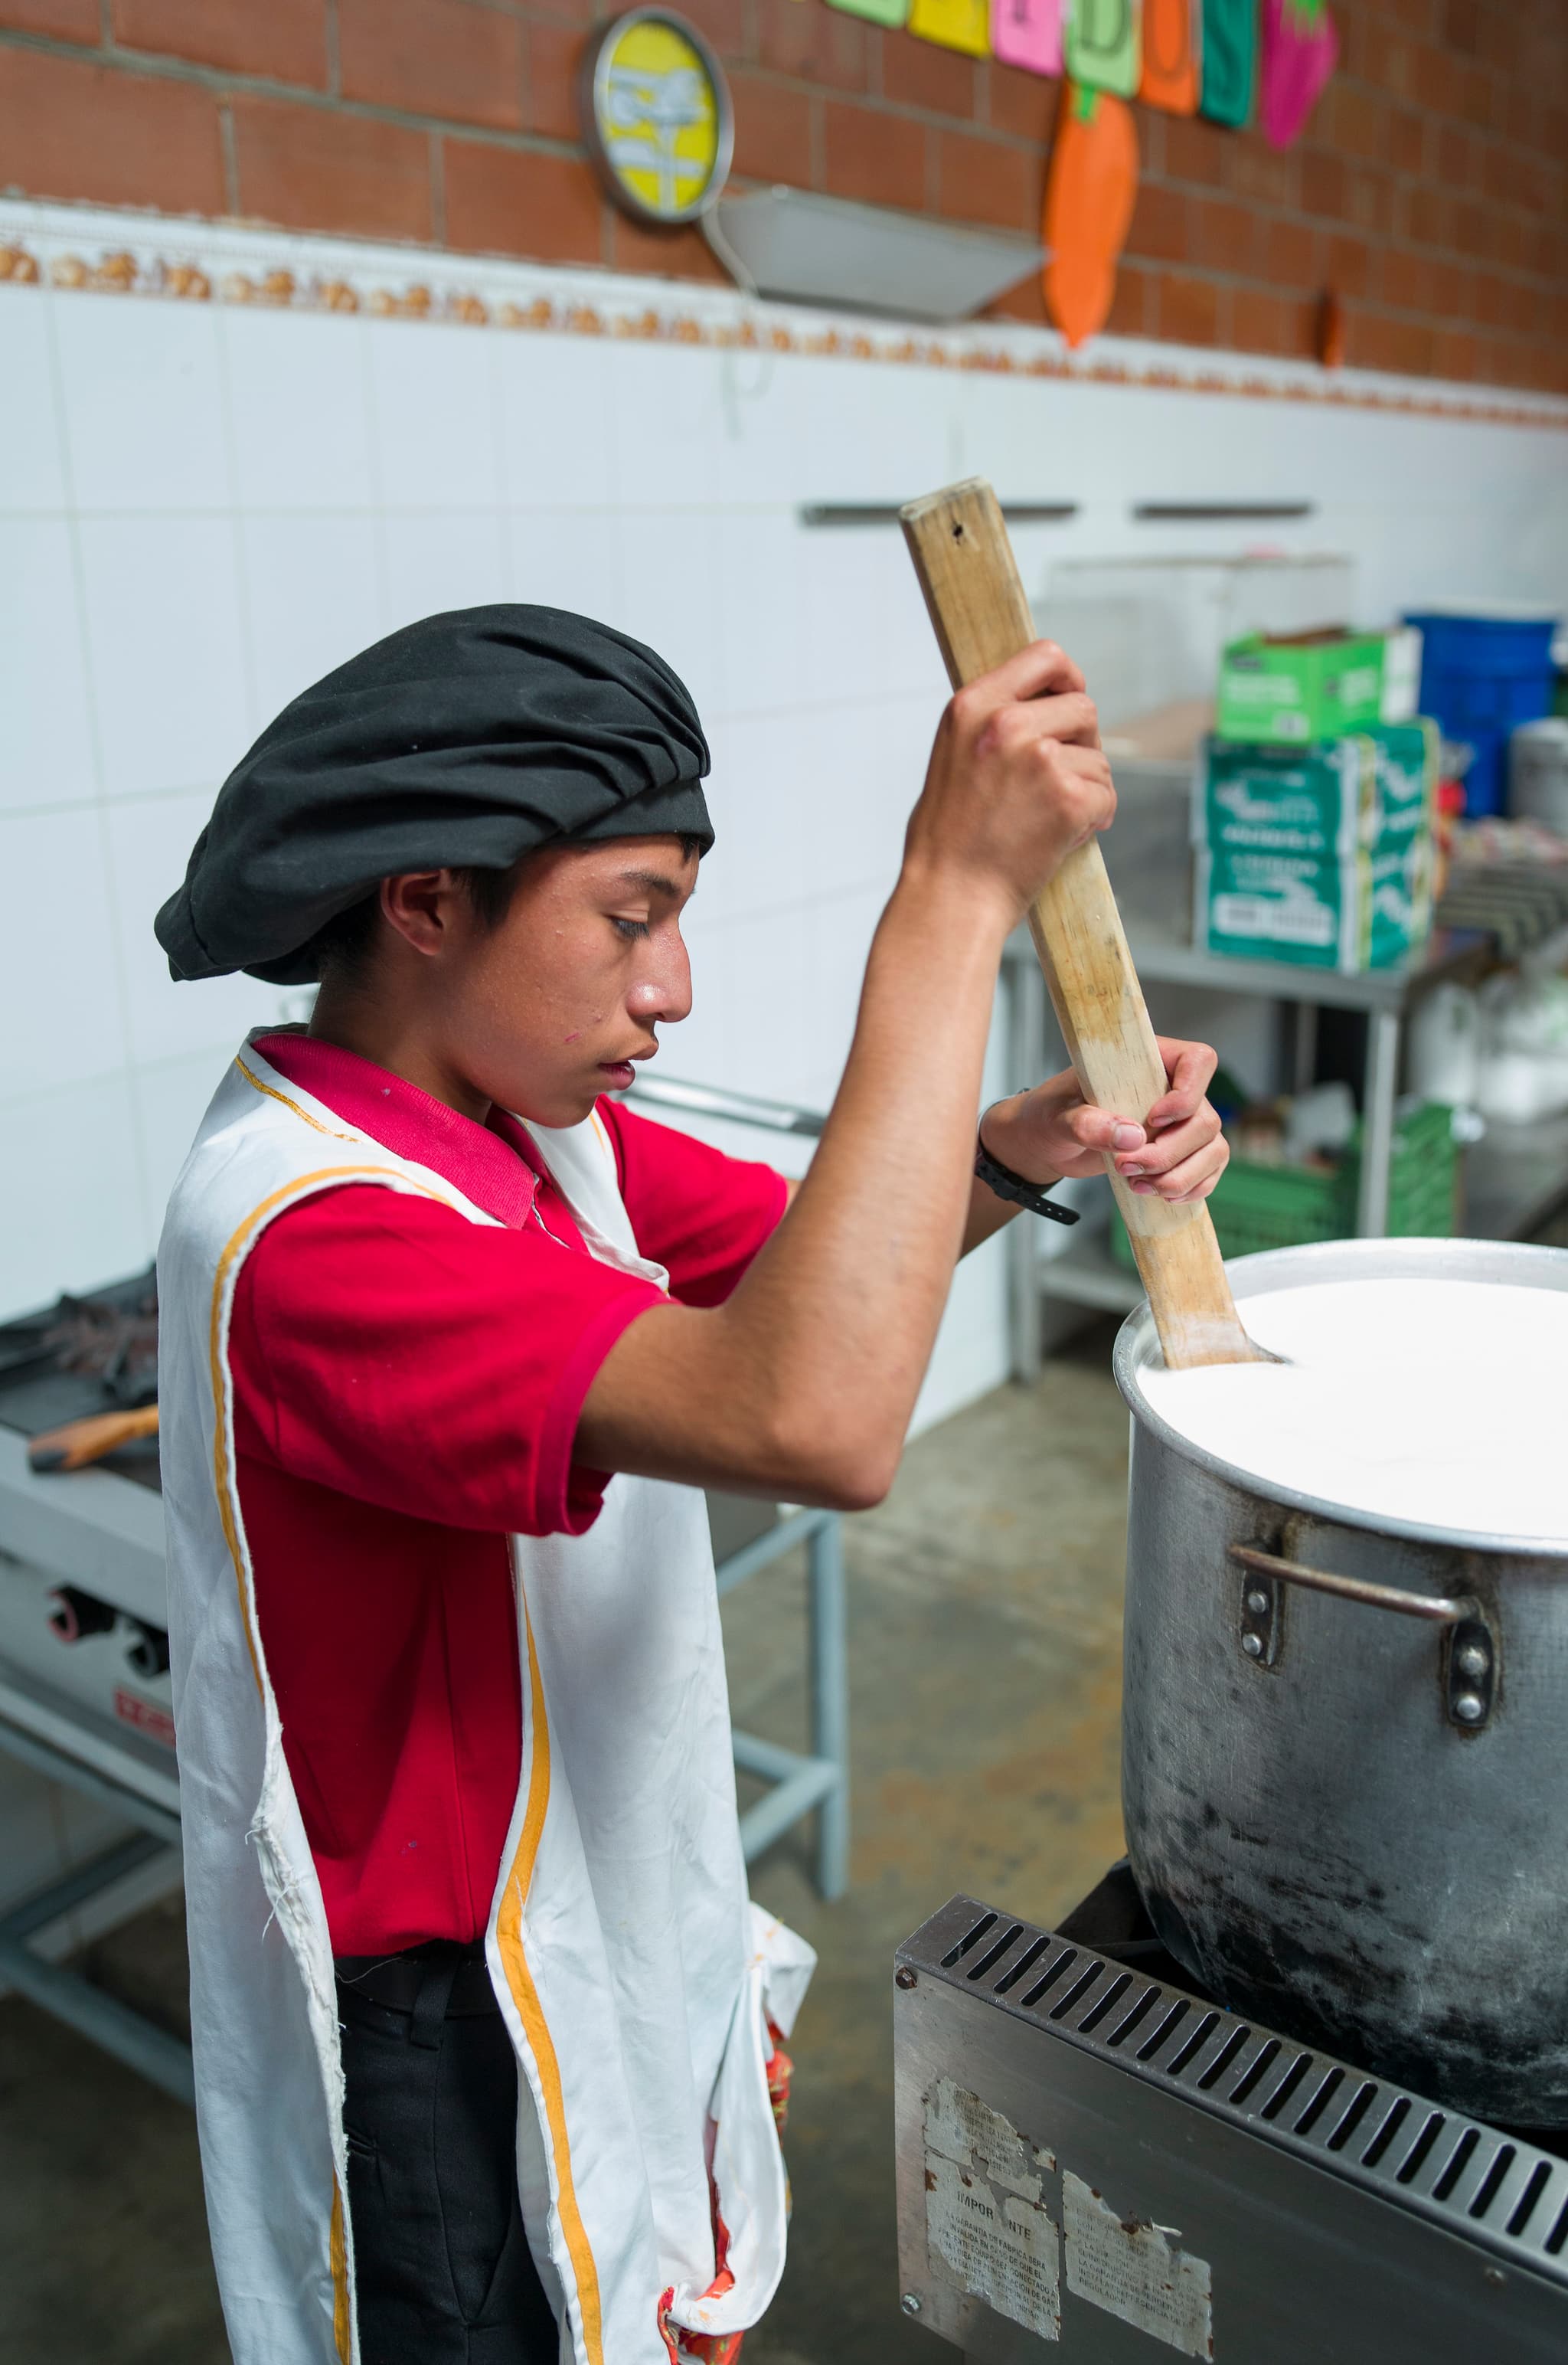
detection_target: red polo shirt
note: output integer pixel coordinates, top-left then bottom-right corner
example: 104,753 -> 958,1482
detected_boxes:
230,1034 -> 788,1956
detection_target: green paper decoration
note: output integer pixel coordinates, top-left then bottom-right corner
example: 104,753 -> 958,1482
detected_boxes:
1200,0 -> 1256,124
1065,0 -> 1142,96
825,0 -> 910,26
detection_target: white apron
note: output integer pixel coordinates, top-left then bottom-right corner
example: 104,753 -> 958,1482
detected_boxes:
157,1033 -> 815,2365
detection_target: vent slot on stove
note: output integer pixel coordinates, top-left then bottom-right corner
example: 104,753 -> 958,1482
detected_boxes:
1050,1962 -> 1108,2022
1395,2111 -> 1446,2186
1259,2053 -> 1314,2123
1325,2080 -> 1378,2154
1196,2023 -> 1250,2092
994,1935 -> 1049,1995
966,1923 -> 1024,1982
940,1912 -> 996,1969
1292,2066 -> 1344,2138
1166,2010 -> 1223,2078
1432,2126 -> 1481,2203
1137,1997 -> 1191,2062
1544,2197 -> 1568,2257
1020,1948 -> 1078,2010
1469,2144 -> 1517,2221
1105,1984 -> 1161,2049
1361,2095 -> 1410,2169
1229,2037 -> 1281,2108
1508,2161 -> 1554,2239
1078,1972 -> 1133,2036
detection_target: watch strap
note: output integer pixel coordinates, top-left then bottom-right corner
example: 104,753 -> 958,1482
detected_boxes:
975,1137 -> 1080,1225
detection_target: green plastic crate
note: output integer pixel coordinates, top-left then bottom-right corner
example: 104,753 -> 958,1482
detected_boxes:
1109,1100 -> 1457,1270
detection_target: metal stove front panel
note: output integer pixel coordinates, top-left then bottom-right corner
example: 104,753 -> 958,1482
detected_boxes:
895,1896 -> 1568,2363
0,1552 -> 179,1818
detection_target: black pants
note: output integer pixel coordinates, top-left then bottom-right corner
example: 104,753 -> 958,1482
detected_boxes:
336,1946 -> 560,2364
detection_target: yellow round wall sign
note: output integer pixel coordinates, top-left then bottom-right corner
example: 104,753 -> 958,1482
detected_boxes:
582,8 -> 734,227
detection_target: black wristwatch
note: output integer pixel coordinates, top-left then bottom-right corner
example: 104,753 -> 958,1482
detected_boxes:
975,1132 -> 1080,1225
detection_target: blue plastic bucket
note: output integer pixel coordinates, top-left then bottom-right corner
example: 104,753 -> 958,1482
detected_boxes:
1403,610 -> 1557,815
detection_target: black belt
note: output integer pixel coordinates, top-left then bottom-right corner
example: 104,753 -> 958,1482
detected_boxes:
335,1943 -> 499,2043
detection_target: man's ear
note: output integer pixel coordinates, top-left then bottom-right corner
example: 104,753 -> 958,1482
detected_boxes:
381,871 -> 462,958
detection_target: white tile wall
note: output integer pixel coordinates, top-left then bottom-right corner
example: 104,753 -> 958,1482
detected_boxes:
4,227 -> 1568,1451
380,508 -> 508,633
0,1074 -> 151,1312
0,515 -> 97,810
367,319 -> 503,511
223,307 -> 377,513
103,790 -> 282,1067
617,505 -> 728,715
495,334 -> 620,509
0,289 -> 68,513
77,514 -> 252,797
239,512 -> 383,717
0,806 -> 122,1101
54,294 -> 231,514
501,505 -> 625,619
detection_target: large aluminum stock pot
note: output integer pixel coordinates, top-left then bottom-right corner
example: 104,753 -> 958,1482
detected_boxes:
1114,1237 -> 1568,2125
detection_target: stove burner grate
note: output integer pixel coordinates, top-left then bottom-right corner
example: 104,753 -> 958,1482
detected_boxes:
0,1270 -> 162,1488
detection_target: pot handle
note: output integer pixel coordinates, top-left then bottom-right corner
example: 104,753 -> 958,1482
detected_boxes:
1229,1545 -> 1478,1624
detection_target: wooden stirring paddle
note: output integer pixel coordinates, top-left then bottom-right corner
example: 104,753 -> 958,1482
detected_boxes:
900,476 -> 1266,1369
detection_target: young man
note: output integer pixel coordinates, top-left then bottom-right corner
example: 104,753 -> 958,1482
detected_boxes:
154,606 -> 1226,2365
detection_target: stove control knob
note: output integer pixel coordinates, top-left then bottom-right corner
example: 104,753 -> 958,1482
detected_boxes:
124,1620 -> 172,1680
47,1586 -> 117,1644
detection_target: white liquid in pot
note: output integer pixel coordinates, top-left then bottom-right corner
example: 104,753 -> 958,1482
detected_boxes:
1139,1278 -> 1568,1540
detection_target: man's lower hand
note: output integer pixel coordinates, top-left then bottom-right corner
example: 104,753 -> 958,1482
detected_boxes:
981,1036 -> 1230,1207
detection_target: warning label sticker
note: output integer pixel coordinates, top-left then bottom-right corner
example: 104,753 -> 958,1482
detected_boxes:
1063,2170 -> 1214,2359
923,2079 -> 1061,2343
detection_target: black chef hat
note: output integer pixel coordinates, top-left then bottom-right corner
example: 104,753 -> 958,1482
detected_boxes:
155,605 -> 713,985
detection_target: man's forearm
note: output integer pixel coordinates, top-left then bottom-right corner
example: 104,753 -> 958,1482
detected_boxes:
577,867 -> 1014,1502
774,1117 -> 1034,1255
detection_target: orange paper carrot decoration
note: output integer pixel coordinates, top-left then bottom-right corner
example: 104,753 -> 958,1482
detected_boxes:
1043,81 -> 1140,349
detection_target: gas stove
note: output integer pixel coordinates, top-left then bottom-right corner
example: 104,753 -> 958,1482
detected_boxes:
0,1273 -> 174,1810
895,1866 -> 1568,2362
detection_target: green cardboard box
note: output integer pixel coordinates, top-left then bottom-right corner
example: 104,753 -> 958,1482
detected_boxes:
1216,626 -> 1423,744
1194,840 -> 1426,973
1199,735 -> 1374,860
1197,725 -> 1438,857
1193,728 -> 1437,973
1365,716 -> 1439,844
1366,838 -> 1432,970
1196,841 -> 1356,969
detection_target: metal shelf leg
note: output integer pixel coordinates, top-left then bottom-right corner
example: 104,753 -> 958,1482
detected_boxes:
1358,1008 -> 1401,1235
0,1832 -> 193,2105
808,1516 -> 850,1901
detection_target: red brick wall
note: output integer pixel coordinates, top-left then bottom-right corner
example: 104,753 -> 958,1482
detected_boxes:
2,0 -> 1564,391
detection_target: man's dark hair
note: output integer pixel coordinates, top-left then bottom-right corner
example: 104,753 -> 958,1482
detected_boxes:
311,836 -> 704,985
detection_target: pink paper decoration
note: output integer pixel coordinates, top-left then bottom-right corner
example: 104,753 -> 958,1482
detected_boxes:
990,0 -> 1062,76
1260,0 -> 1338,150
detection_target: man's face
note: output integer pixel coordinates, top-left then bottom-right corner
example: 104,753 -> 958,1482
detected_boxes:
427,835 -> 701,1127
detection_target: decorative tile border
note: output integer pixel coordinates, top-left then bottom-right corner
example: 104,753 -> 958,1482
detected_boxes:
2,195 -> 1564,434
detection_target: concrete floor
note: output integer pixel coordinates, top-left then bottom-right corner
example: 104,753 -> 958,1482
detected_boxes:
0,1323 -> 1133,2365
